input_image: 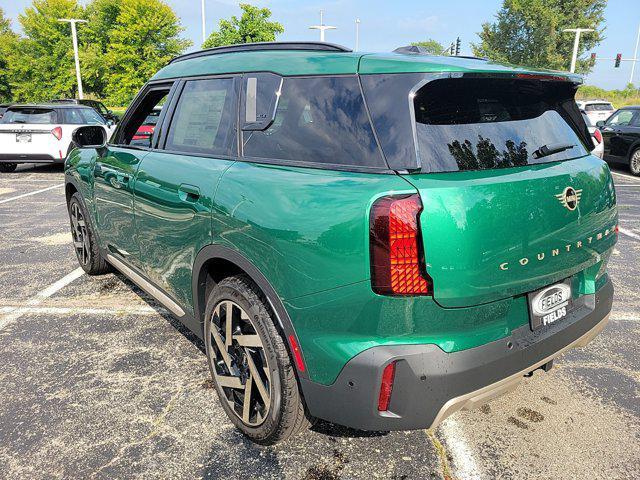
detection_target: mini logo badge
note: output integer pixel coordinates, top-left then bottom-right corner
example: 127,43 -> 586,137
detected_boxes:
555,187 -> 582,211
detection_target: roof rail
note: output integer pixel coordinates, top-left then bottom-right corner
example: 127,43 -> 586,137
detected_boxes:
169,41 -> 352,64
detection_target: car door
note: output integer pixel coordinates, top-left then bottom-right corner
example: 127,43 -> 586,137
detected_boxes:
133,76 -> 239,314
601,109 -> 635,163
93,83 -> 175,268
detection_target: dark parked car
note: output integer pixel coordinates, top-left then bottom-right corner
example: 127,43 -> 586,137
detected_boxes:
597,106 -> 640,176
50,99 -> 119,125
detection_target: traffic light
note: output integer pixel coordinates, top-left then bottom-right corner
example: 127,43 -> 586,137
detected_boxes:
455,37 -> 461,56
615,53 -> 622,68
590,52 -> 596,66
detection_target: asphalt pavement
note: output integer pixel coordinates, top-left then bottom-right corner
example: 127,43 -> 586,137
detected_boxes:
0,162 -> 638,479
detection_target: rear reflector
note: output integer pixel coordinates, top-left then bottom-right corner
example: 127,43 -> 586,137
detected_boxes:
51,126 -> 62,140
370,194 -> 432,295
593,129 -> 603,144
377,361 -> 397,412
288,334 -> 306,372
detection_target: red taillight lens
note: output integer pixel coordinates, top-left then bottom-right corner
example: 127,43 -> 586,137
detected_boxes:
370,194 -> 432,295
377,361 -> 396,412
51,126 -> 62,140
593,129 -> 603,144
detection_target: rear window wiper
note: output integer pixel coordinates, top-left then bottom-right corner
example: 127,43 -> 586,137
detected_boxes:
533,142 -> 575,159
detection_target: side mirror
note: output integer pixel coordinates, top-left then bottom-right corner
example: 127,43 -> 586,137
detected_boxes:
72,125 -> 107,148
596,120 -> 606,127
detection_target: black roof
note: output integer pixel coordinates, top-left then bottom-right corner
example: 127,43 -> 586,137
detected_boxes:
620,105 -> 640,110
170,41 -> 352,64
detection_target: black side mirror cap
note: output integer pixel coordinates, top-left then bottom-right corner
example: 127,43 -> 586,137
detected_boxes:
596,120 -> 606,127
72,125 -> 107,148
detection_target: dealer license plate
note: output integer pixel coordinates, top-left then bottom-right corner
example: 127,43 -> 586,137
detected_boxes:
527,279 -> 574,331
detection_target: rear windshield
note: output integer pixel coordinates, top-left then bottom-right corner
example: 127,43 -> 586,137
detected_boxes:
2,108 -> 57,124
413,78 -> 589,173
585,103 -> 613,111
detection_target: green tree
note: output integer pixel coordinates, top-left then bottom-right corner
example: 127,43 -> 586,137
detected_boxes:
101,0 -> 191,105
203,3 -> 283,49
9,0 -> 85,102
0,8 -> 18,101
473,0 -> 606,73
411,39 -> 447,55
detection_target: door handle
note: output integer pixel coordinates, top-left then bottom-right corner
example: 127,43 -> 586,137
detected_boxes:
178,184 -> 201,202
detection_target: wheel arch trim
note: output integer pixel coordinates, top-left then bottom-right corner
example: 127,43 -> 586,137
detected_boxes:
192,244 -> 309,380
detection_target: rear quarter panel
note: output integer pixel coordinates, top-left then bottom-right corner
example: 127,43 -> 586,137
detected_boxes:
212,161 -> 413,300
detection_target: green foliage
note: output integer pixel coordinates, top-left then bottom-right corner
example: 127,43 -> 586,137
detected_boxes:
411,39 -> 448,55
0,8 -> 18,102
8,0 -> 85,102
100,0 -> 191,105
577,84 -> 640,107
203,3 -> 283,49
473,0 -> 606,73
3,0 -> 190,105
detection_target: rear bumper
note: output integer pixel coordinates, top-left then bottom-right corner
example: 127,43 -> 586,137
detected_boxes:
300,278 -> 613,431
0,154 -> 59,164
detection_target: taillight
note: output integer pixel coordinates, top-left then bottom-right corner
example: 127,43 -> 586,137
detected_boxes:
51,126 -> 62,140
593,129 -> 603,144
370,194 -> 432,295
377,361 -> 397,412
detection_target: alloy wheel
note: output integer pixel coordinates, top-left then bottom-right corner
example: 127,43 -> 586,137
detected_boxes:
631,150 -> 640,175
207,300 -> 272,426
70,202 -> 91,266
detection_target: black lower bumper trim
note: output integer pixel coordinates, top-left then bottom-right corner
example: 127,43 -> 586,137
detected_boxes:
300,279 -> 613,431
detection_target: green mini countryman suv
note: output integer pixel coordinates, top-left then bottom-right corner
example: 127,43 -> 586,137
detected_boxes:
65,42 -> 618,445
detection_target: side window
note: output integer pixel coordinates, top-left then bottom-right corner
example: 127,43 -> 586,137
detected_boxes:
241,73 -> 282,130
242,76 -> 386,168
117,87 -> 171,147
608,110 -> 634,126
164,78 -> 237,157
631,112 -> 640,127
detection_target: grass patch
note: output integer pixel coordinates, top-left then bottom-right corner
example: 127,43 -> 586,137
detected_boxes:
577,84 -> 640,108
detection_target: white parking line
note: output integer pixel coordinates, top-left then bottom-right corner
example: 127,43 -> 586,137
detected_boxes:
440,417 -> 482,479
0,183 -> 64,205
0,267 -> 84,331
619,227 -> 640,240
611,171 -> 639,181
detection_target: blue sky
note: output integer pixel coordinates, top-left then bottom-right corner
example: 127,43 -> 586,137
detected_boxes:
2,0 -> 639,89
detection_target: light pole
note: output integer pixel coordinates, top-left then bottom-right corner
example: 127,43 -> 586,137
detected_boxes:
355,18 -> 361,52
563,28 -> 594,73
201,0 -> 206,45
630,22 -> 640,85
58,18 -> 87,99
309,10 -> 336,42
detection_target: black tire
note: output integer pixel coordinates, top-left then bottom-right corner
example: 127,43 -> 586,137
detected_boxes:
68,193 -> 112,275
204,274 -> 311,445
630,148 -> 640,176
0,163 -> 17,173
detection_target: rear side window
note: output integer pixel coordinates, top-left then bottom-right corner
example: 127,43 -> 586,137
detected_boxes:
413,78 -> 589,173
2,108 -> 57,124
585,103 -> 613,111
165,78 -> 237,157
242,76 -> 386,169
63,108 -> 105,125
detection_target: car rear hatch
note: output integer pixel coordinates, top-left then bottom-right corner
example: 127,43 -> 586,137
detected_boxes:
364,74 -> 617,308
0,107 -> 62,158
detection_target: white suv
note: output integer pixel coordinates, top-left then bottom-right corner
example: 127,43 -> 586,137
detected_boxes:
0,104 -> 114,173
576,100 -> 615,125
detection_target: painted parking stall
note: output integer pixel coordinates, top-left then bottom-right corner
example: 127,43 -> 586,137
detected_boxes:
0,164 -> 638,478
